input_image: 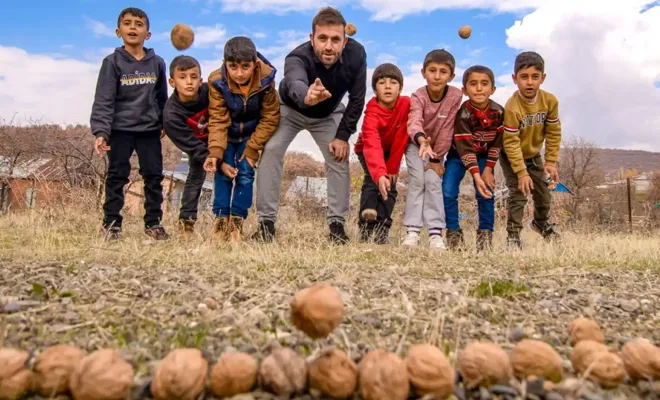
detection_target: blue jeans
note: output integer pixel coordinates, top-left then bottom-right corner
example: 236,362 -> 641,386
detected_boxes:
212,141 -> 255,219
442,153 -> 495,231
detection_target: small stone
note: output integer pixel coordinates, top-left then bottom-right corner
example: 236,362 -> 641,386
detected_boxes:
538,300 -> 555,309
545,392 -> 565,400
509,326 -> 525,342
490,385 -> 518,396
197,303 -> 209,312
580,393 -> 604,400
588,294 -> 603,305
479,387 -> 492,400
202,297 -> 218,310
566,287 -> 579,295
620,299 -> 640,312
556,378 -> 581,394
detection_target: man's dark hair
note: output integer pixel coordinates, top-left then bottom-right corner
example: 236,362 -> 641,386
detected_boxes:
372,63 -> 404,91
514,51 -> 545,74
169,55 -> 201,78
423,49 -> 456,74
223,36 -> 257,63
117,7 -> 149,30
312,7 -> 346,34
462,65 -> 495,87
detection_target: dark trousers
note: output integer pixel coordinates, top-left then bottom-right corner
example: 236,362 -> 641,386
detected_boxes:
357,152 -> 398,231
103,130 -> 164,229
442,153 -> 495,231
499,152 -> 552,234
179,158 -> 206,222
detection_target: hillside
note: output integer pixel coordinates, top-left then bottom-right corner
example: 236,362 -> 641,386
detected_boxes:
569,148 -> 660,173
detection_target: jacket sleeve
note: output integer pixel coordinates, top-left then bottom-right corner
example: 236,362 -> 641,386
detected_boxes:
502,106 -> 528,178
90,57 -> 117,141
407,92 -> 425,143
543,96 -> 562,167
155,58 -> 168,129
335,48 -> 367,142
280,54 -> 309,109
207,74 -> 231,160
486,111 -> 504,169
244,82 -> 281,163
361,110 -> 387,184
163,105 -> 210,165
453,107 -> 479,175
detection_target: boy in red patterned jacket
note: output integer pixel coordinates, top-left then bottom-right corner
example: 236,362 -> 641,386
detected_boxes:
442,65 -> 504,251
354,63 -> 410,244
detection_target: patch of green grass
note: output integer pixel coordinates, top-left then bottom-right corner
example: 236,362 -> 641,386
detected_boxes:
469,279 -> 529,299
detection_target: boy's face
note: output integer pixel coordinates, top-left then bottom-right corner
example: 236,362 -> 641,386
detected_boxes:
225,60 -> 257,85
512,66 -> 546,100
421,62 -> 455,94
462,72 -> 495,109
116,13 -> 150,46
310,24 -> 348,68
374,77 -> 401,109
168,66 -> 202,102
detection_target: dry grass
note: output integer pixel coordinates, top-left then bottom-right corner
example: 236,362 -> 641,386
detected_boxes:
1,205 -> 660,399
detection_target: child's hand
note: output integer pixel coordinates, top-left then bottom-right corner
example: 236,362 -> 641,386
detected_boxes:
544,164 -> 559,183
482,168 -> 495,190
203,157 -> 218,172
378,176 -> 391,200
94,137 -> 110,156
425,161 -> 445,177
221,162 -> 238,179
238,153 -> 256,169
418,138 -> 437,160
473,175 -> 493,199
518,175 -> 534,197
387,174 -> 398,185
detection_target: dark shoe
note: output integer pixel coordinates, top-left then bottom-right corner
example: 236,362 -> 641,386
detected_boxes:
102,226 -> 121,241
329,221 -> 349,244
507,232 -> 523,249
476,229 -> 493,252
530,220 -> 560,241
358,222 -> 373,243
252,219 -> 275,243
374,224 -> 390,245
445,229 -> 464,250
213,216 -> 229,242
229,216 -> 244,242
145,224 -> 169,241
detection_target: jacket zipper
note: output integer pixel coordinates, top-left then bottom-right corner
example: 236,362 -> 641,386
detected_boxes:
230,81 -> 268,136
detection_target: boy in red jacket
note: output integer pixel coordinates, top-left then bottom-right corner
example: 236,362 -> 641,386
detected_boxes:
353,63 -> 410,244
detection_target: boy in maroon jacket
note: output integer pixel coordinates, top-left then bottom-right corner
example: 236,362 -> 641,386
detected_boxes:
354,63 -> 411,244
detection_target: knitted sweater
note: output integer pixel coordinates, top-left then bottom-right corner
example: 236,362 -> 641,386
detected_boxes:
452,100 -> 504,175
407,85 -> 463,158
503,89 -> 562,178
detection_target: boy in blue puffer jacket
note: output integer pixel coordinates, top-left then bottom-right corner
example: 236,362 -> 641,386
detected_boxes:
204,36 -> 280,242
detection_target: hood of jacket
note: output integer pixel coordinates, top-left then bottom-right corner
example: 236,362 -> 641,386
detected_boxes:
220,52 -> 277,95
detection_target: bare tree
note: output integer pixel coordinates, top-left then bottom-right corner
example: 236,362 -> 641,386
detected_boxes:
558,135 -> 604,217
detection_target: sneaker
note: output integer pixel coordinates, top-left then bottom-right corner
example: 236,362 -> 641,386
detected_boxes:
445,229 -> 464,250
401,231 -> 420,247
102,226 -> 121,241
252,219 -> 275,243
530,220 -> 560,241
229,216 -> 244,243
476,229 -> 493,252
214,216 -> 229,242
145,224 -> 169,241
329,221 -> 349,244
360,208 -> 377,221
507,232 -> 523,249
428,234 -> 447,250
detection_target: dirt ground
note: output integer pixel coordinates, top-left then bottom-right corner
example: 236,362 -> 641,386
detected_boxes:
1,207 -> 659,400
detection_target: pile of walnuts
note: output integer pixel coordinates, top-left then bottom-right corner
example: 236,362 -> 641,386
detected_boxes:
1,284 -> 659,400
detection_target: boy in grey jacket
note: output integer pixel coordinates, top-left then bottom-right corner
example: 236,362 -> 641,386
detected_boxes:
90,7 -> 169,241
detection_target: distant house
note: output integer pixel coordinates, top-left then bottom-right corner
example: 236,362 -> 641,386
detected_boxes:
0,156 -> 69,211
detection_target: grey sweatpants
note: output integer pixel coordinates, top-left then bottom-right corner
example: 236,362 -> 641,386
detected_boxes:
403,142 -> 446,235
255,102 -> 350,225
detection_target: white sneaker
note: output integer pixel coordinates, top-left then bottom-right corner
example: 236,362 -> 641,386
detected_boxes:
401,231 -> 420,247
429,235 -> 447,250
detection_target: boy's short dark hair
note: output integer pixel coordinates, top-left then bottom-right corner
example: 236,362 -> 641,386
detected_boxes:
423,49 -> 456,74
223,36 -> 257,63
312,7 -> 346,34
371,63 -> 403,91
462,65 -> 495,87
514,51 -> 545,74
169,55 -> 201,78
117,7 -> 149,30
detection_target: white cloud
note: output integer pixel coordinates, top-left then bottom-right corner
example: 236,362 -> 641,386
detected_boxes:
376,53 -> 397,64
253,32 -> 267,39
84,17 -> 116,38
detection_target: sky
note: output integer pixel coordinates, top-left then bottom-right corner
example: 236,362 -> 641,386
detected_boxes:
1,0 -> 660,160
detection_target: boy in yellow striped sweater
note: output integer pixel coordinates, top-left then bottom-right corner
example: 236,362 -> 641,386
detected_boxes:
501,51 -> 562,248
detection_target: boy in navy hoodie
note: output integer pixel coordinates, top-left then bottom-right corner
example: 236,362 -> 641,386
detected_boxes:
90,7 -> 169,241
163,55 -> 210,236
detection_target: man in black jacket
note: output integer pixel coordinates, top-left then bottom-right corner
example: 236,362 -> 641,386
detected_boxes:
254,6 -> 367,244
162,55 -> 210,235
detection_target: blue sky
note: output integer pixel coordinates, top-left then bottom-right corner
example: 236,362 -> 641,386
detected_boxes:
1,0 -> 660,155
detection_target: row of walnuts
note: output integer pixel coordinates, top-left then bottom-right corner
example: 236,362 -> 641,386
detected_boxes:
2,284 -> 659,400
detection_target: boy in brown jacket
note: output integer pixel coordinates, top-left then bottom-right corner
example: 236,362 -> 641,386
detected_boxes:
203,36 -> 280,242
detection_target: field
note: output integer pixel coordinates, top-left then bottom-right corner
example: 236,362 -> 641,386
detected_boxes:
1,205 -> 659,400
